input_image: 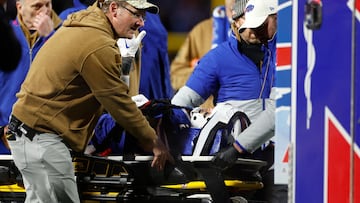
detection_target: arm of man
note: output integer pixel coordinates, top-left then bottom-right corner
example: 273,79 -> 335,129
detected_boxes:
117,31 -> 146,86
171,86 -> 204,108
212,88 -> 276,169
233,97 -> 275,153
83,46 -> 173,170
234,87 -> 276,152
171,49 -> 219,109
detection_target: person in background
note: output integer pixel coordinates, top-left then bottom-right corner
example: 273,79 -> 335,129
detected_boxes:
0,0 -> 21,150
0,0 -> 62,154
170,0 -> 235,109
6,0 -> 173,202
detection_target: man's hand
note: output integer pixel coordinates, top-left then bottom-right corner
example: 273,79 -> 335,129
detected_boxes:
212,145 -> 240,170
151,138 -> 174,171
33,12 -> 54,37
117,30 -> 146,57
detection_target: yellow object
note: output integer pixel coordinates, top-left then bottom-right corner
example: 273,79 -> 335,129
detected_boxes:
81,191 -> 120,197
0,184 -> 25,192
161,180 -> 263,191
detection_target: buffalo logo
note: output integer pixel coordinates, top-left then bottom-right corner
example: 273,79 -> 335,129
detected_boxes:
245,4 -> 255,13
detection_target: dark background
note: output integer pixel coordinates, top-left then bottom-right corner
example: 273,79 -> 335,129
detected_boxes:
4,0 -> 211,33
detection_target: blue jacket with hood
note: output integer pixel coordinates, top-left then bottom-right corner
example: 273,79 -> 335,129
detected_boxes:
0,13 -> 61,154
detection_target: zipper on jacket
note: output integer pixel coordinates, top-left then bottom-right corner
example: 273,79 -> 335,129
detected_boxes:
258,48 -> 271,100
29,37 -> 41,63
29,48 -> 33,63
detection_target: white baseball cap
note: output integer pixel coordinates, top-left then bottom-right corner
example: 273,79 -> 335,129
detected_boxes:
238,0 -> 277,33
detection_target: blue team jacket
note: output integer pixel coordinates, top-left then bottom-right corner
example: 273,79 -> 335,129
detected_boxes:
0,19 -> 56,153
186,34 -> 276,103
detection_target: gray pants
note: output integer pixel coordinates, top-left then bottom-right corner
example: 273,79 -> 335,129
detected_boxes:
8,133 -> 80,203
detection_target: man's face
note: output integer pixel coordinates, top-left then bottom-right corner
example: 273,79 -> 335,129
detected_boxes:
16,0 -> 52,30
235,16 -> 260,44
241,28 -> 261,44
108,2 -> 145,38
253,14 -> 278,43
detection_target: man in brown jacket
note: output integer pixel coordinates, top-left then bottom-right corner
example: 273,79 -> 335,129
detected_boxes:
7,0 -> 173,202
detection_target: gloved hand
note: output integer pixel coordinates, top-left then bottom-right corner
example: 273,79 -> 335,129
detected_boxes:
211,145 -> 240,170
117,30 -> 147,57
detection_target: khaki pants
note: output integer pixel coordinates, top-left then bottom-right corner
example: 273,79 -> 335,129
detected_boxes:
8,133 -> 80,203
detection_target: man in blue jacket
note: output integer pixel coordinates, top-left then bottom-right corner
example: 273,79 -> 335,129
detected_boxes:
0,0 -> 62,153
171,0 -> 277,123
171,0 -> 284,201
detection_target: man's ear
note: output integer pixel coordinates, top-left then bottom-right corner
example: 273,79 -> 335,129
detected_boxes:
15,1 -> 22,13
109,2 -> 119,17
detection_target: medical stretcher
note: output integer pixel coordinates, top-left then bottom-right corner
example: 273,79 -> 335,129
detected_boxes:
0,154 -> 266,203
0,100 -> 268,202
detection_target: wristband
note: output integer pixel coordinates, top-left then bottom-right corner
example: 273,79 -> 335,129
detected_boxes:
121,57 -> 133,75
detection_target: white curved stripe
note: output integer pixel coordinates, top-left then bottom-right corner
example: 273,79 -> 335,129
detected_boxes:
303,23 -> 316,129
279,0 -> 293,11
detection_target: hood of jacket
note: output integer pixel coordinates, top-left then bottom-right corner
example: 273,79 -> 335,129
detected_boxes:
62,2 -> 117,39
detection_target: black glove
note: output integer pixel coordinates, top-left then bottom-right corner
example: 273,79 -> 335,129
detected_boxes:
211,146 -> 240,170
